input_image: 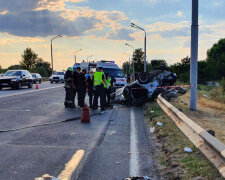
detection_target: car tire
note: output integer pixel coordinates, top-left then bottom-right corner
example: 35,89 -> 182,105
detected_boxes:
28,81 -> 33,88
137,72 -> 150,84
17,82 -> 22,89
50,81 -> 53,84
0,86 -> 2,91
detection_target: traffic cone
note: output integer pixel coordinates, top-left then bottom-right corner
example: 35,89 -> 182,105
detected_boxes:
81,106 -> 90,123
36,84 -> 38,90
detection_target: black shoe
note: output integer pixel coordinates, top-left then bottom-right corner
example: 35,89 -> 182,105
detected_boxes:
92,107 -> 98,110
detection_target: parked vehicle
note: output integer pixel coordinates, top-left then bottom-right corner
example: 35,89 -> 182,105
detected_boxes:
50,72 -> 65,83
0,70 -> 33,90
32,73 -> 42,84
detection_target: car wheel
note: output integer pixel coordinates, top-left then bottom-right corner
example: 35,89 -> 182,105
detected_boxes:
137,72 -> 150,84
0,86 -> 2,91
28,81 -> 33,88
50,81 -> 53,84
17,82 -> 22,89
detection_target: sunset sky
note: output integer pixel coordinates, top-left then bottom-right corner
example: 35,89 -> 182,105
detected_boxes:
0,0 -> 225,70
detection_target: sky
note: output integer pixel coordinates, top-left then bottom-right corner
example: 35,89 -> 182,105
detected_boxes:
0,0 -> 225,70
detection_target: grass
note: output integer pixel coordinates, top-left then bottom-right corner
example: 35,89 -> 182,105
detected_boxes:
145,102 -> 223,180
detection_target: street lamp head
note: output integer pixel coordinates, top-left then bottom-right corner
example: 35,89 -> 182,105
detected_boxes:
131,23 -> 136,27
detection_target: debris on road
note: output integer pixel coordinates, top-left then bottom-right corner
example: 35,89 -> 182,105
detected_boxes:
116,162 -> 120,164
150,127 -> 155,133
156,122 -> 163,127
184,147 -> 193,153
124,176 -> 151,180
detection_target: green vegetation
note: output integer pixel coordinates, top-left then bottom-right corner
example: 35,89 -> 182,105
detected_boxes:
145,102 -> 223,179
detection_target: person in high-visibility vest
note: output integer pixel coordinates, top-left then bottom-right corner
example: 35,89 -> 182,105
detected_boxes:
92,67 -> 107,111
104,73 -> 112,107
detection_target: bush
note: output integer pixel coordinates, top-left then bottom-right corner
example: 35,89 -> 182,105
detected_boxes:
221,77 -> 225,92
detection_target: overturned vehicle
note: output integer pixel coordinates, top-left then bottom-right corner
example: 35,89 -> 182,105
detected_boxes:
112,68 -> 187,105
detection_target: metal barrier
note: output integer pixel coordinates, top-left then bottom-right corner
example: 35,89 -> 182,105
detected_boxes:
157,94 -> 225,178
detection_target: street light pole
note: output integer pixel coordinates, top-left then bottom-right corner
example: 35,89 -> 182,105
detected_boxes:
74,49 -> 82,63
51,35 -> 63,75
131,23 -> 147,72
190,0 -> 199,111
125,43 -> 135,77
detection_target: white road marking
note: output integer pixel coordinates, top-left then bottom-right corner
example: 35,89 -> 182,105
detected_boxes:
129,108 -> 140,176
0,109 -> 30,112
0,85 -> 63,99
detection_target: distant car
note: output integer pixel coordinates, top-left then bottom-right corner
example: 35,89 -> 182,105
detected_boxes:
32,73 -> 42,84
0,70 -> 33,90
50,72 -> 65,83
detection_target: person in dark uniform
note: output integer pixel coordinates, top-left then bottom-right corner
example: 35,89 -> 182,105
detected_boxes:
64,67 -> 76,108
87,71 -> 94,108
104,73 -> 112,107
76,69 -> 87,108
93,67 -> 107,112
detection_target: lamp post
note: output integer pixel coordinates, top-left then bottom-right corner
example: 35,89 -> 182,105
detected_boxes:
131,23 -> 147,72
51,35 -> 63,75
74,49 -> 82,63
87,55 -> 92,61
190,0 -> 199,111
125,43 -> 135,77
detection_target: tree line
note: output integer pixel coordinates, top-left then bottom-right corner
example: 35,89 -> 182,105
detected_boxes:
0,47 -> 52,77
122,38 -> 225,83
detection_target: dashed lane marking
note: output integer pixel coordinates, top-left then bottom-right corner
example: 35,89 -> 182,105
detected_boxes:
129,108 -> 140,176
57,149 -> 85,180
0,85 -> 63,99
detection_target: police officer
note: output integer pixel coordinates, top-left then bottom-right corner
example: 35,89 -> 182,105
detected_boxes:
76,69 -> 87,108
87,71 -> 94,108
104,73 -> 111,107
64,67 -> 76,108
93,67 -> 107,111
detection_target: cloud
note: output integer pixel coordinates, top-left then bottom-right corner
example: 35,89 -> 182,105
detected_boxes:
106,28 -> 134,41
177,11 -> 185,17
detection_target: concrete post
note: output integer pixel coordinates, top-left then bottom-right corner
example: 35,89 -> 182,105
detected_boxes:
190,0 -> 199,111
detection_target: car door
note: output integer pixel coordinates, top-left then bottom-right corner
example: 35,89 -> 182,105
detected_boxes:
21,71 -> 27,85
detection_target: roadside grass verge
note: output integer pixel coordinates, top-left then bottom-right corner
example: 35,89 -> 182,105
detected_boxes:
145,102 -> 223,180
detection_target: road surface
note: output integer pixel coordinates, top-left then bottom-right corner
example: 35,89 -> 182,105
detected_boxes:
0,82 -> 159,180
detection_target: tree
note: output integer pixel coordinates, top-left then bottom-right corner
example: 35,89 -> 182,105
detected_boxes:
206,38 -> 225,80
133,48 -> 144,73
122,61 -> 130,75
20,47 -> 38,70
34,58 -> 52,77
151,59 -> 167,70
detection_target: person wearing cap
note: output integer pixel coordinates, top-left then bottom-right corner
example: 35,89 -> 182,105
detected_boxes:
93,67 -> 107,112
104,73 -> 112,107
64,67 -> 76,108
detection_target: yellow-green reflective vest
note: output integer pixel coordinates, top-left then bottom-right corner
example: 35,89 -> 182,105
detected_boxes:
104,77 -> 111,88
94,71 -> 104,86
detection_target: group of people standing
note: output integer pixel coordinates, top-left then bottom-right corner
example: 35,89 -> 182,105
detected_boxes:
64,67 -> 115,112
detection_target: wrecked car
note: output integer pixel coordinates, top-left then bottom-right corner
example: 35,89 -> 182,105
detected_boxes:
112,68 -> 186,105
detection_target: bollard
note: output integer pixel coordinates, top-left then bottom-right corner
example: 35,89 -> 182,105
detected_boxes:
81,106 -> 90,123
36,84 -> 39,90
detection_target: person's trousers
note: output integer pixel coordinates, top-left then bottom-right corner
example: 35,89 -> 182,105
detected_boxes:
77,87 -> 86,107
65,88 -> 76,105
105,88 -> 111,106
88,90 -> 93,107
93,85 -> 105,110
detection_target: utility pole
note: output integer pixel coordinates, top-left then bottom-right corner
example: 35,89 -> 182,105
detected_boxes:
190,0 -> 199,111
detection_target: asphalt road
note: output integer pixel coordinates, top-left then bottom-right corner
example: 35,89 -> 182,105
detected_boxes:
0,83 -> 159,180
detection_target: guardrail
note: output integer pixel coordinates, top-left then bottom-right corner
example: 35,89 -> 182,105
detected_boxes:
157,94 -> 225,178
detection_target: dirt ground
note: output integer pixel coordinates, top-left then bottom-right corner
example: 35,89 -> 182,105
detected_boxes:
171,91 -> 225,145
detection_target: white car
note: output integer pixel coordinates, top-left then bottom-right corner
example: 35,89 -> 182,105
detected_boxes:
50,72 -> 65,83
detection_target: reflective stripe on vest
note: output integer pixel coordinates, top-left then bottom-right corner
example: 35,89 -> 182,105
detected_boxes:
94,72 -> 104,86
